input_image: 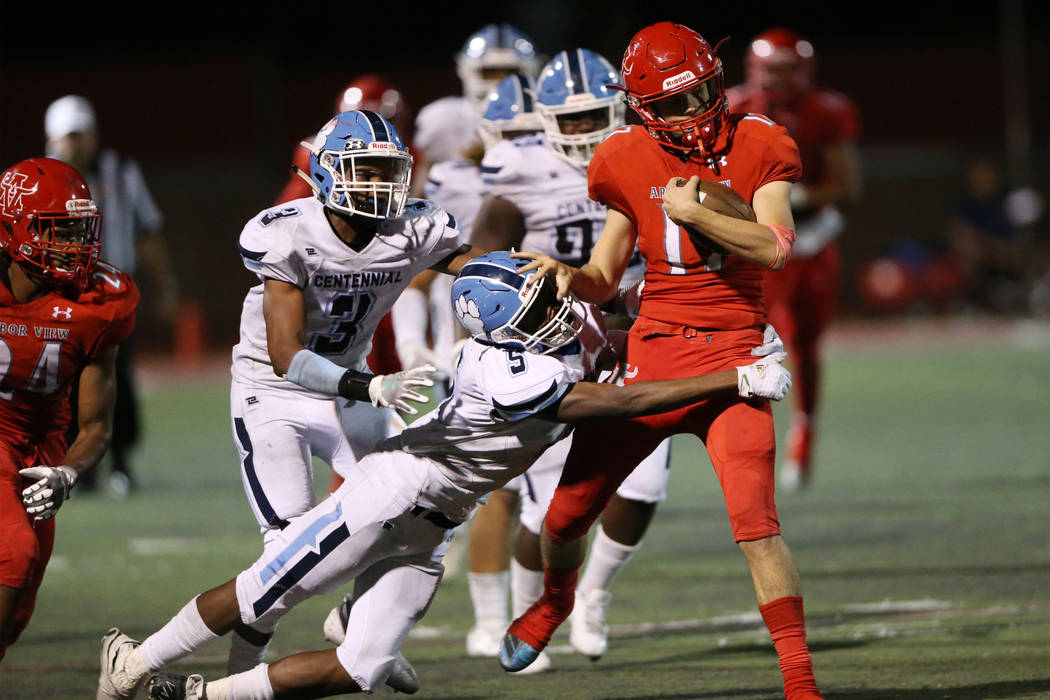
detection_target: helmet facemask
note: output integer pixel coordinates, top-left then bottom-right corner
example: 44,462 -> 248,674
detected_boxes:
5,204 -> 101,290
629,70 -> 727,156
490,275 -> 584,354
538,97 -> 625,166
319,145 -> 413,220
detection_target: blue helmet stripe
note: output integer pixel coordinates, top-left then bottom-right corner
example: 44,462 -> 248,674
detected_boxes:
458,262 -> 525,290
516,74 -> 534,112
361,110 -> 389,142
565,49 -> 585,95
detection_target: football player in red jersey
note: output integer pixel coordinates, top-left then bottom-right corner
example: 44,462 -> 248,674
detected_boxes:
728,28 -> 862,492
0,158 -> 138,662
502,22 -> 823,699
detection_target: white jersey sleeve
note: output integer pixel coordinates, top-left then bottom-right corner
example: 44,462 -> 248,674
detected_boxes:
482,348 -> 574,421
237,203 -> 309,287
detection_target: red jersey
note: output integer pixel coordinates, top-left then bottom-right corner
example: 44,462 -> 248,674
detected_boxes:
275,142 -> 314,205
588,116 -> 801,330
726,86 -> 859,189
0,260 -> 138,446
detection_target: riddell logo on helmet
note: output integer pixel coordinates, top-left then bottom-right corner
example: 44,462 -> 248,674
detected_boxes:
65,198 -> 97,215
662,71 -> 697,91
1,172 -> 38,216
367,142 -> 397,151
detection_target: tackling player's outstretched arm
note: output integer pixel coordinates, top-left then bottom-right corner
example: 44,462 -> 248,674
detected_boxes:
515,208 -> 637,302
553,351 -> 790,423
20,345 -> 119,521
662,176 -> 796,270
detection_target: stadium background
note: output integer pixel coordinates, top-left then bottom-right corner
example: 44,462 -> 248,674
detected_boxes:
2,3 -> 1050,698
2,2 -> 1049,350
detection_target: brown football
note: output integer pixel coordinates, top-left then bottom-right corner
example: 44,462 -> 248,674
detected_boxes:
697,180 -> 757,222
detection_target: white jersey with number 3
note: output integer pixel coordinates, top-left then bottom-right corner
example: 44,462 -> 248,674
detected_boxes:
231,196 -> 462,394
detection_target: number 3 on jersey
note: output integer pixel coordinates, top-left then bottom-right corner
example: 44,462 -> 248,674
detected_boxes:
310,291 -> 375,355
662,211 -> 722,274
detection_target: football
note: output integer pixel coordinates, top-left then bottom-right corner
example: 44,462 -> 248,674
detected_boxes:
696,180 -> 757,222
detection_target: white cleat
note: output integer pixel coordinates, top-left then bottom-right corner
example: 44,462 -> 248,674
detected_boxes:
510,649 -> 553,675
569,589 -> 612,660
465,619 -> 507,657
322,593 -> 354,645
97,627 -> 146,700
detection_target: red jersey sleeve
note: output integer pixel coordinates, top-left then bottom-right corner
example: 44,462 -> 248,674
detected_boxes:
752,118 -> 803,191
83,261 -> 140,359
587,138 -> 632,217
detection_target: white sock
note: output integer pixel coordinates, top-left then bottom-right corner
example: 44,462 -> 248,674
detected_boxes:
138,596 -> 221,671
227,625 -> 275,675
577,525 -> 639,594
510,559 -> 544,619
206,663 -> 274,700
467,570 -> 509,625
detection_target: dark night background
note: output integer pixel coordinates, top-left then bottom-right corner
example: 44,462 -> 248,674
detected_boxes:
2,1 -> 1049,350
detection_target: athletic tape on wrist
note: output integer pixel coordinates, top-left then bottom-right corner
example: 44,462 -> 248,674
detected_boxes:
285,349 -> 347,395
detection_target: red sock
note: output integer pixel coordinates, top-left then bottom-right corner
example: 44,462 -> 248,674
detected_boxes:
759,596 -> 822,700
507,567 -> 578,650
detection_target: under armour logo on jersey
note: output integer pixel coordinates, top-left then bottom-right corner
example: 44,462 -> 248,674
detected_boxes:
0,172 -> 38,216
52,306 -> 73,320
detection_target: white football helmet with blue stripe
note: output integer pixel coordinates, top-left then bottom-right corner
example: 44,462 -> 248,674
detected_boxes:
478,74 -> 542,150
535,48 -> 625,166
304,110 -> 413,219
451,251 -> 583,354
456,24 -> 541,111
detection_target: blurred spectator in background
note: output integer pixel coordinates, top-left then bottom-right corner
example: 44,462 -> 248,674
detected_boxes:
944,158 -> 1034,313
45,95 -> 178,498
728,28 -> 862,492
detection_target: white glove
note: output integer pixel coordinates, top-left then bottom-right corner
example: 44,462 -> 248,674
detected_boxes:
368,365 -> 436,415
397,342 -> 450,380
736,351 -> 791,401
19,465 -> 78,521
751,323 -> 785,357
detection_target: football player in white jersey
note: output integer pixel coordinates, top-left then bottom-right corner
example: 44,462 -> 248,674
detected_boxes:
465,49 -> 678,665
99,252 -> 790,700
218,110 -> 479,679
395,24 -> 543,383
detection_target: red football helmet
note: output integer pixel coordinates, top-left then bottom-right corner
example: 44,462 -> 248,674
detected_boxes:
335,75 -> 410,138
0,157 -> 101,290
619,22 -> 729,156
746,28 -> 815,105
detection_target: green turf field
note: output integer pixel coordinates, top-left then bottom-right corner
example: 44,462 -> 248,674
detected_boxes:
2,319 -> 1049,698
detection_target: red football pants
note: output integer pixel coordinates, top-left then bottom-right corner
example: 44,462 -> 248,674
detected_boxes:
546,323 -> 779,544
763,244 -> 841,417
0,438 -> 62,660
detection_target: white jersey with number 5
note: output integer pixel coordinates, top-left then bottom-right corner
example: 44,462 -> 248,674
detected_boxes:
376,303 -> 613,522
231,196 -> 462,395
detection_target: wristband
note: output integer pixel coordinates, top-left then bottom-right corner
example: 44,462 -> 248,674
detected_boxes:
285,349 -> 349,395
767,225 -> 797,269
338,370 -> 375,402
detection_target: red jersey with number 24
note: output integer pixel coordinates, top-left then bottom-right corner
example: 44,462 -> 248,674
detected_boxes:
0,260 -> 138,446
588,114 -> 802,330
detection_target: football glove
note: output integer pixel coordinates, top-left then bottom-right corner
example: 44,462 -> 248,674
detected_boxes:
736,351 -> 791,401
751,323 -> 785,357
368,365 -> 436,415
19,465 -> 78,521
